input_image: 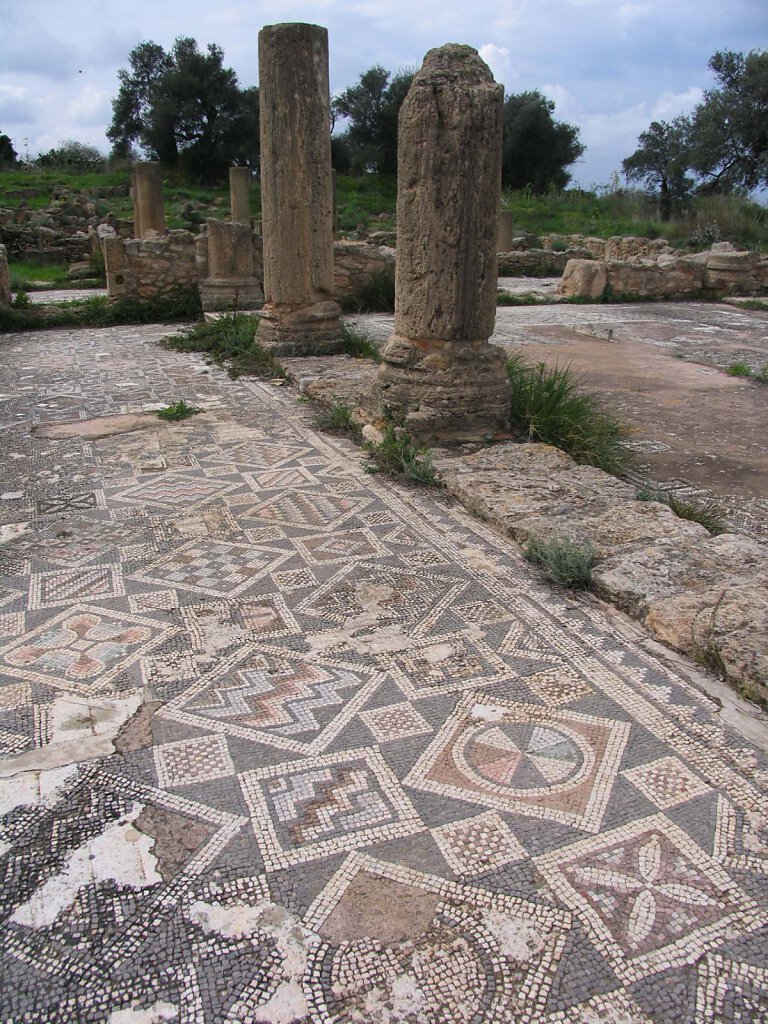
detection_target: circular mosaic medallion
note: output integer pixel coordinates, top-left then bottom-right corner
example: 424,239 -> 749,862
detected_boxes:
454,721 -> 595,797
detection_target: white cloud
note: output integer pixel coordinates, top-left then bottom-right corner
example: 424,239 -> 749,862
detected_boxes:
651,85 -> 703,119
478,43 -> 515,87
66,84 -> 112,126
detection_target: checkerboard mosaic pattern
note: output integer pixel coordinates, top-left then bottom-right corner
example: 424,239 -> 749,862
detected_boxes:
0,318 -> 767,1023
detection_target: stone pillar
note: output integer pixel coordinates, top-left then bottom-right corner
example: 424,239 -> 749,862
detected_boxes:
200,218 -> 263,311
256,23 -> 342,355
133,162 -> 165,237
498,210 -> 515,252
130,175 -> 142,240
371,45 -> 510,442
0,244 -> 10,305
230,166 -> 251,223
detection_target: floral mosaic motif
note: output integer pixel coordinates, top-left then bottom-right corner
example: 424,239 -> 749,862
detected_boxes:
0,608 -> 164,690
303,853 -> 572,1024
406,696 -> 630,833
240,749 -> 423,869
537,814 -> 766,983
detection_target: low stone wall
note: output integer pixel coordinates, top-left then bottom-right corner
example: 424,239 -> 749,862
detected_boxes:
103,231 -> 198,300
0,223 -> 90,265
541,233 -> 675,261
0,244 -> 10,305
498,249 -> 593,277
559,246 -> 768,300
333,241 -> 395,298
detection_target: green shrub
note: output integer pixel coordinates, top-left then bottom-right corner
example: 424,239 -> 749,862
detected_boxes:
524,536 -> 596,589
506,355 -> 632,476
636,486 -> 728,536
725,360 -> 753,377
156,400 -> 201,421
161,312 -> 284,379
315,400 -> 363,439
365,426 -> 439,486
0,288 -> 201,333
339,267 -> 396,313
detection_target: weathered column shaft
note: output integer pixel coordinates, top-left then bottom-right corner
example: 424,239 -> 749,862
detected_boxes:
134,162 -> 165,237
372,44 -> 510,442
498,210 -> 515,252
256,22 -> 341,354
130,175 -> 142,240
230,166 -> 251,223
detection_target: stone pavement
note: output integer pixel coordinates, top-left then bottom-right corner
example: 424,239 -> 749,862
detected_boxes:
1,321 -> 767,1023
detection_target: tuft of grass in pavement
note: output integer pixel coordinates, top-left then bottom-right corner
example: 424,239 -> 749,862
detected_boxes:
1,289 -> 201,333
506,354 -> 633,477
156,400 -> 201,421
161,312 -> 285,379
315,400 -> 363,440
339,322 -> 381,361
636,486 -> 728,536
524,536 -> 596,589
365,426 -> 439,487
725,360 -> 752,377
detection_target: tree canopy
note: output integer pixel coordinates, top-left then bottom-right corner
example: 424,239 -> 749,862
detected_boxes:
331,65 -> 414,174
0,134 -> 17,167
623,49 -> 768,211
502,91 -> 584,192
107,37 -> 259,183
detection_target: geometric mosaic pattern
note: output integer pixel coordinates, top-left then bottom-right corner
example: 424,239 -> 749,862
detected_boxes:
240,748 -> 423,869
2,311 -> 768,1023
406,695 -> 631,832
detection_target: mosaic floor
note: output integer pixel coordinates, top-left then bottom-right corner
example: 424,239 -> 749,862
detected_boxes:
1,322 -> 767,1023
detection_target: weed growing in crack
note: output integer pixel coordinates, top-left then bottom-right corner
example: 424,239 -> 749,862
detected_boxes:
635,486 -> 728,536
524,536 -> 596,589
339,322 -> 381,361
365,426 -> 439,486
506,354 -> 633,476
157,400 -> 201,422
725,360 -> 753,377
315,400 -> 363,440
161,313 -> 285,379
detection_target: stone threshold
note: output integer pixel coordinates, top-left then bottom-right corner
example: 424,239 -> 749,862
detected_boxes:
281,352 -> 768,710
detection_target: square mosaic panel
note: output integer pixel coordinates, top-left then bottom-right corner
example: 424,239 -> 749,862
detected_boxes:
154,734 -> 235,789
29,565 -> 125,610
536,813 -> 766,984
243,490 -> 370,531
432,811 -> 527,876
0,605 -> 175,695
240,748 -> 423,870
623,755 -> 712,809
380,634 -> 518,699
131,539 -> 289,598
161,647 -> 380,755
291,528 -> 385,566
359,700 -> 433,744
302,852 -> 571,1024
405,695 -> 630,833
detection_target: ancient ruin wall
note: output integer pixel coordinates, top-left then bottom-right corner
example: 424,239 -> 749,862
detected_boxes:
103,232 -> 198,300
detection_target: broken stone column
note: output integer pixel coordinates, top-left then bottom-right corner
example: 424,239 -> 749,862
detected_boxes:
133,162 -> 166,238
230,166 -> 251,223
371,45 -> 511,442
130,175 -> 142,240
200,218 -> 263,311
256,23 -> 342,355
498,210 -> 515,252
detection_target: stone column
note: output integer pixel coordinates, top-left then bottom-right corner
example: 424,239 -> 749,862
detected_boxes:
200,218 -> 263,311
256,23 -> 341,355
371,45 -> 510,442
498,210 -> 515,252
230,166 -> 251,223
133,162 -> 165,237
130,175 -> 142,240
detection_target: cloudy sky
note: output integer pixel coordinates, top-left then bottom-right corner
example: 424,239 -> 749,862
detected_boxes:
1,0 -> 766,187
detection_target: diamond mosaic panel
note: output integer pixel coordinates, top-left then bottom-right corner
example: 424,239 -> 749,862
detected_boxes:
240,749 -> 423,869
623,755 -> 712,809
359,700 -> 433,743
112,476 -> 236,509
432,811 -> 527,876
131,539 -> 289,597
29,565 -> 124,609
154,734 -> 235,788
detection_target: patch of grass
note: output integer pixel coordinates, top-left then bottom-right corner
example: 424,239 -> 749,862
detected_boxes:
339,322 -> 381,361
0,288 -> 201,333
365,426 -> 439,487
9,261 -> 71,291
315,400 -> 363,440
496,291 -> 550,306
156,400 -> 201,421
636,486 -> 728,536
161,312 -> 285,379
738,299 -> 768,312
10,288 -> 31,309
524,536 -> 596,589
339,267 -> 396,313
725,360 -> 753,377
506,355 -> 633,476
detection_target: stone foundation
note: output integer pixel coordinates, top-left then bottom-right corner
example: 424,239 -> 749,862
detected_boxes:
199,219 -> 263,311
103,231 -> 198,300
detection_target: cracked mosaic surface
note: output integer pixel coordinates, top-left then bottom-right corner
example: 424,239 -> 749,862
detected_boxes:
0,321 -> 767,1022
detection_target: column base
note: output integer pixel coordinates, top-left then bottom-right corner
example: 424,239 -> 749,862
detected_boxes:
256,300 -> 344,356
368,335 -> 512,443
200,278 -> 263,312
